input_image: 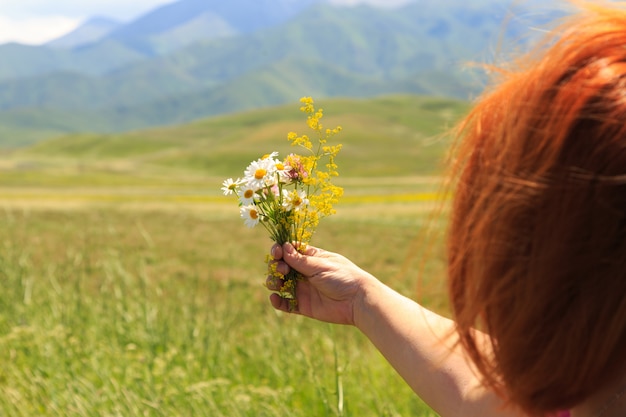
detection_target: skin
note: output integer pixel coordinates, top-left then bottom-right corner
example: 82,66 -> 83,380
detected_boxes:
267,243 -> 626,417
267,242 -> 524,417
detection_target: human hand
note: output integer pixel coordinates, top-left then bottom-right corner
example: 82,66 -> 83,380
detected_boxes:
267,242 -> 376,326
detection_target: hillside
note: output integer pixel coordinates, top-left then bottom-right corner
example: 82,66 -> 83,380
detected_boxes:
4,95 -> 470,188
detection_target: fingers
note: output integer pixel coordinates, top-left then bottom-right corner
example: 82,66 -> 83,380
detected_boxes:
267,242 -> 327,311
269,293 -> 300,314
265,274 -> 283,291
282,242 -> 326,277
270,243 -> 282,260
269,242 -> 324,277
269,293 -> 283,309
268,243 -> 290,278
290,242 -> 323,257
271,242 -> 323,261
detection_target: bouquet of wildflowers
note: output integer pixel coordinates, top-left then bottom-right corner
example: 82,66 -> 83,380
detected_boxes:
221,97 -> 343,310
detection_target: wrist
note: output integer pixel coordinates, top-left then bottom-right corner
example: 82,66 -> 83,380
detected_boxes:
352,274 -> 387,329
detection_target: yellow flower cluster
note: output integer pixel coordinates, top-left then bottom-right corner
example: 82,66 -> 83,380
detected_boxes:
288,97 -> 344,244
223,96 -> 343,311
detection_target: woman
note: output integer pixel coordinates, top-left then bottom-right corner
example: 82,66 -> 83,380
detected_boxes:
267,2 -> 626,416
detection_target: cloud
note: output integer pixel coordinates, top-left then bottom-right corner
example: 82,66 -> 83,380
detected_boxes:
0,0 -> 172,20
0,15 -> 81,45
0,0 -> 172,45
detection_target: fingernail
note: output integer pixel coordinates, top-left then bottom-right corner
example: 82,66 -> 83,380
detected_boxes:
284,243 -> 295,254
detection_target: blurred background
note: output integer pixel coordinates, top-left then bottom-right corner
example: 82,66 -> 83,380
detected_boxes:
0,1 -> 559,416
0,0 -> 554,147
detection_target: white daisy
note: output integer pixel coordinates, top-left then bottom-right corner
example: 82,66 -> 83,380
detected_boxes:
261,151 -> 279,160
238,184 -> 259,205
221,178 -> 241,196
274,160 -> 293,183
282,189 -> 309,212
244,158 -> 276,189
240,205 -> 261,228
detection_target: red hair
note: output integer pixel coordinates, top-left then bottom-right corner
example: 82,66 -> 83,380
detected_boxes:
448,2 -> 626,415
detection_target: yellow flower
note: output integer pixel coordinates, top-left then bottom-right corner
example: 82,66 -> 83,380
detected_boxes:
299,97 -> 315,113
223,96 -> 344,311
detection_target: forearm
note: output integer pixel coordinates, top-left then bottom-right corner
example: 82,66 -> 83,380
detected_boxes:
353,278 -> 522,417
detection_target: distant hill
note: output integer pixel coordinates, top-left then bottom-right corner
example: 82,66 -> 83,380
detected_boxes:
0,41 -> 145,81
0,0 -> 553,148
15,95 -> 470,179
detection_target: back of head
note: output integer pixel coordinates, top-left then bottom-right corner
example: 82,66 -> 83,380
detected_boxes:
448,1 -> 626,415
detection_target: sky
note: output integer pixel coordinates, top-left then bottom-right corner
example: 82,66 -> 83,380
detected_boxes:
0,0 -> 413,45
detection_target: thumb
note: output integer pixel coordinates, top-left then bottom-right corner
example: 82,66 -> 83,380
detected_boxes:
282,243 -> 323,277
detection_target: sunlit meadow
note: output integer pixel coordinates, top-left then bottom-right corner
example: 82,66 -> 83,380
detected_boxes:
0,96 -> 464,416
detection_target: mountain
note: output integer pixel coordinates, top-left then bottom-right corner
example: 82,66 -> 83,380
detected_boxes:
0,0 -> 551,147
47,17 -> 123,49
50,0 -> 320,54
0,1 -> 513,106
0,0 -> 320,80
0,40 -> 146,82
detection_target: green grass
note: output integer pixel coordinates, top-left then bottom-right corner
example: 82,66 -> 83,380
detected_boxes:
0,208 -> 447,417
0,95 -> 460,415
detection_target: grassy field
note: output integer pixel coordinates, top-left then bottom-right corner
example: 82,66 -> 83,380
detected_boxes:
0,95 -> 465,416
